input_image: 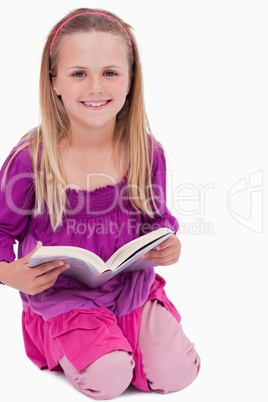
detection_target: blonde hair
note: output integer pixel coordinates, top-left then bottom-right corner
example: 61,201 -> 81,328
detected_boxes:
1,8 -> 161,231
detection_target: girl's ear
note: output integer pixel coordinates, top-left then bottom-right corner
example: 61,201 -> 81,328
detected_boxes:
52,76 -> 61,96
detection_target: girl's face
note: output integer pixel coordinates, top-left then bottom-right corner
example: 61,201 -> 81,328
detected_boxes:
52,31 -> 131,136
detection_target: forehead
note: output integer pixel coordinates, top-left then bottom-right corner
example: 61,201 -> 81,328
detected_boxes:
57,31 -> 129,66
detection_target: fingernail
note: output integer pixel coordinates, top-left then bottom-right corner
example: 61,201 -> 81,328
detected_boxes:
65,264 -> 71,269
58,261 -> 65,266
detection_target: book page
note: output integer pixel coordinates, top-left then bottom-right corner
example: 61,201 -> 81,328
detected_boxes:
29,246 -> 106,273
106,228 -> 173,270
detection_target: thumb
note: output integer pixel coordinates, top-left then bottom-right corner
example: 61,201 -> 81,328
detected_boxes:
24,241 -> 43,262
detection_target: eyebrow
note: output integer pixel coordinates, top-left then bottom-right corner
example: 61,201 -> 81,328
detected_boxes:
66,65 -> 124,71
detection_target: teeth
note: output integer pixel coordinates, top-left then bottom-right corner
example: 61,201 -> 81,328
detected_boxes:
84,101 -> 108,107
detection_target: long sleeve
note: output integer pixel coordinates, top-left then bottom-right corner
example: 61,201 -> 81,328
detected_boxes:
140,141 -> 179,235
0,146 -> 35,264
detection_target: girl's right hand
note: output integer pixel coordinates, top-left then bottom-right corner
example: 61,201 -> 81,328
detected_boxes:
0,241 -> 70,295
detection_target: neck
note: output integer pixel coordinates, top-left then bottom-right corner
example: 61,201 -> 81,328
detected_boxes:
67,119 -> 116,153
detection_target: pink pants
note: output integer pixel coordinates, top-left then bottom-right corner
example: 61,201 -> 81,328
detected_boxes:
59,300 -> 200,399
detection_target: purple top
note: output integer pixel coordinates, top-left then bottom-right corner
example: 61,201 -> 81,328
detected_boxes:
0,140 -> 179,321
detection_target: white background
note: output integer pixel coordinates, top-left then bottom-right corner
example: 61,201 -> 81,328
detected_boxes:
0,0 -> 267,401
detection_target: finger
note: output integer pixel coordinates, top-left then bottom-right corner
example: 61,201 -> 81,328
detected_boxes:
155,237 -> 174,251
27,260 -> 68,279
23,241 -> 43,263
159,258 -> 179,266
156,235 -> 180,251
143,249 -> 179,263
25,265 -> 70,296
35,263 -> 70,283
143,240 -> 175,258
143,247 -> 175,259
141,257 -> 177,266
145,254 -> 176,264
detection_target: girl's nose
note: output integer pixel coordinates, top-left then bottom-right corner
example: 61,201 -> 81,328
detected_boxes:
87,77 -> 104,95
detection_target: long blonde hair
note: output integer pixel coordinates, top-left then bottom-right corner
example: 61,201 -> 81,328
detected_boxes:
1,8 -> 161,231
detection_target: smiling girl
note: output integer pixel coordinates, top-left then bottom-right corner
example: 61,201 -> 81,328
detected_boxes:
53,30 -> 131,192
0,8 -> 200,399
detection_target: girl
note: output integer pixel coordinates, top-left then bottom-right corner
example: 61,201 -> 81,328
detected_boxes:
0,8 -> 200,400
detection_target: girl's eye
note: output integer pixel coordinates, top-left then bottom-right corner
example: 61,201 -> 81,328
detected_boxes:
104,71 -> 117,77
73,71 -> 86,78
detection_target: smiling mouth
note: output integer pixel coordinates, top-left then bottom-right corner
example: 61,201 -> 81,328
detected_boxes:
82,100 -> 111,108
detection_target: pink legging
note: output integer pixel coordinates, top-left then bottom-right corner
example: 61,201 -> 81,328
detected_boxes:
59,300 -> 200,399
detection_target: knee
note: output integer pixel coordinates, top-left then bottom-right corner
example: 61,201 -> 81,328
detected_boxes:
150,343 -> 201,394
62,351 -> 135,400
173,343 -> 201,392
138,300 -> 200,394
79,350 -> 135,400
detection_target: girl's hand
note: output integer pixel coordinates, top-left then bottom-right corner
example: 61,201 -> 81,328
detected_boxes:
140,234 -> 181,266
0,241 -> 70,295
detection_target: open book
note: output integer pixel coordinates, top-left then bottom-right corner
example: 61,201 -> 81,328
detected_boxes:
29,227 -> 174,288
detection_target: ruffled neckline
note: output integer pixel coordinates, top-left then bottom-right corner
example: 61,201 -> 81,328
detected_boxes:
66,175 -> 127,196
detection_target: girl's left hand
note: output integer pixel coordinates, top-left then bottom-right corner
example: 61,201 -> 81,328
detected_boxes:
140,234 -> 181,266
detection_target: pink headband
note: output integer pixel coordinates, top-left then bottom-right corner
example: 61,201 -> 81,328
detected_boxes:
50,11 -> 133,54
